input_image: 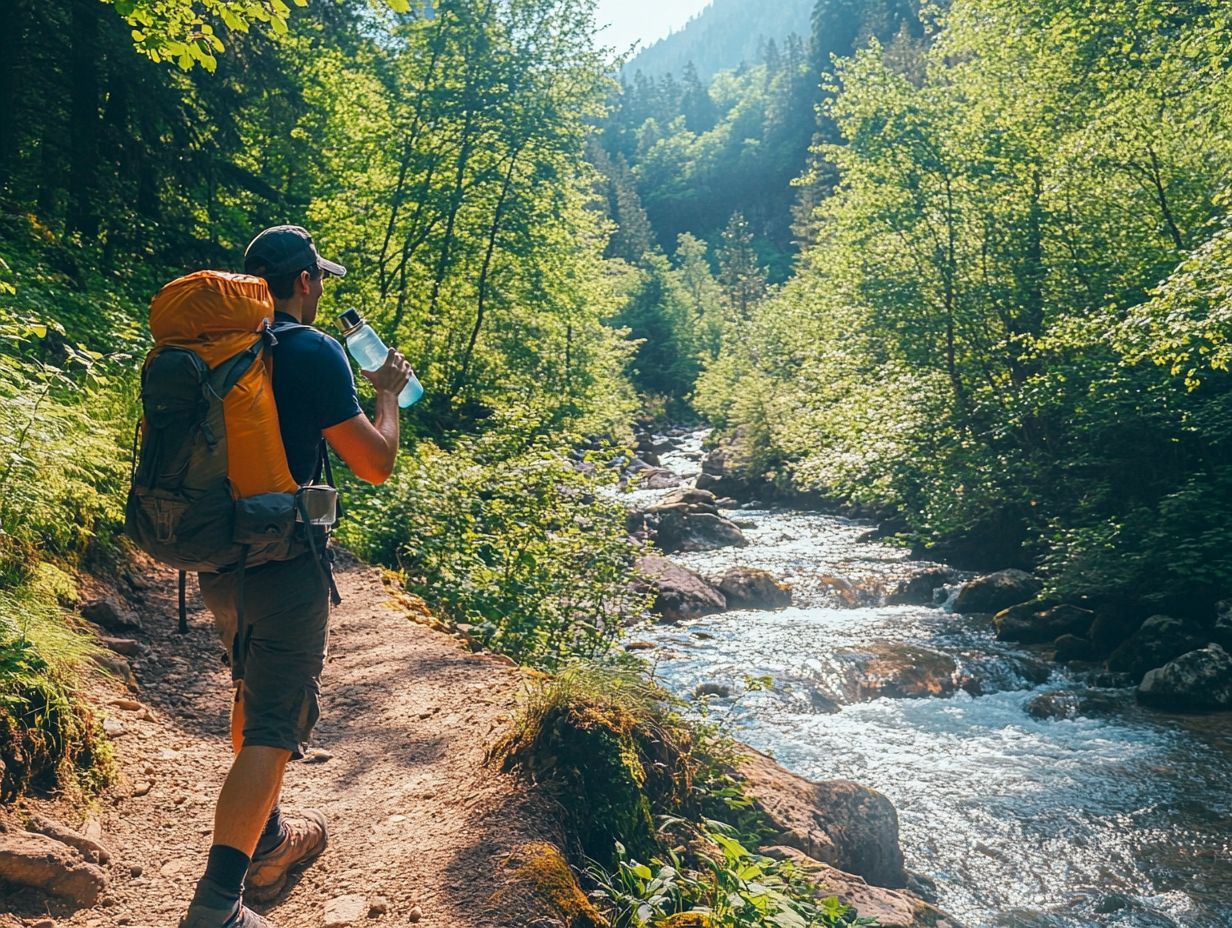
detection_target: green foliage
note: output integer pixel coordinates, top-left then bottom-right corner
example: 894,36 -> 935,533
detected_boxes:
339,436 -> 650,668
0,574 -> 115,802
588,822 -> 868,928
102,0 -> 420,71
699,0 -> 1232,604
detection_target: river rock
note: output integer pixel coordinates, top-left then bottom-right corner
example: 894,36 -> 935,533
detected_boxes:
695,439 -> 755,500
1107,614 -> 1208,680
738,747 -> 908,888
80,597 -> 142,633
0,830 -> 108,905
837,644 -> 964,701
994,601 -> 1093,644
763,847 -> 960,928
953,570 -> 1042,614
1088,602 -> 1150,653
634,467 -> 683,489
634,556 -> 726,623
716,567 -> 791,610
651,509 -> 748,553
885,568 -> 957,606
1053,634 -> 1095,662
1025,690 -> 1122,720
1137,644 -> 1232,710
1213,600 -> 1232,650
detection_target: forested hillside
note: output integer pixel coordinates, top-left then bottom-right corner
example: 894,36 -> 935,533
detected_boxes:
657,0 -> 1232,614
623,0 -> 814,81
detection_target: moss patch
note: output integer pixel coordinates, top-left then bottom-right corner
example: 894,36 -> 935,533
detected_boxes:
494,842 -> 609,928
491,664 -> 697,865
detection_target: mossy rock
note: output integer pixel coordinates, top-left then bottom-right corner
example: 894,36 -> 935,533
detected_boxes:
504,704 -> 658,863
494,842 -> 608,928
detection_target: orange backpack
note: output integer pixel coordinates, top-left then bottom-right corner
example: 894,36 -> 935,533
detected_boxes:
124,271 -> 323,626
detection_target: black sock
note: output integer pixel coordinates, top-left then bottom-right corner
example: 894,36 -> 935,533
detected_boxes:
254,805 -> 286,857
190,844 -> 250,912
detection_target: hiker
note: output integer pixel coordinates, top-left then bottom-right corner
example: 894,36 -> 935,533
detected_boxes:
180,226 -> 412,928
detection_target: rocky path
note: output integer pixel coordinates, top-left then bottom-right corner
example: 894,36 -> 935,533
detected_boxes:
2,553 -> 562,928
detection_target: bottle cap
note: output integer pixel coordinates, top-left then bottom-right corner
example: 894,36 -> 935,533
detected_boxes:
336,308 -> 363,337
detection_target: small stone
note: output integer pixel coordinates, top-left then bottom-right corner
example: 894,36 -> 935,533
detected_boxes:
81,598 -> 142,632
302,749 -> 333,764
368,898 -> 389,917
324,893 -> 369,926
103,718 -> 125,737
132,781 -> 152,797
31,919 -> 56,928
407,906 -> 423,923
624,640 -> 656,650
130,863 -> 144,877
111,698 -> 144,711
387,814 -> 406,824
160,858 -> 188,877
693,682 -> 732,699
99,636 -> 144,656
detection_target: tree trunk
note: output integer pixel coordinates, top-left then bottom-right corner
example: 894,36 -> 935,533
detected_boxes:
67,0 -> 100,237
448,147 -> 521,401
0,0 -> 22,186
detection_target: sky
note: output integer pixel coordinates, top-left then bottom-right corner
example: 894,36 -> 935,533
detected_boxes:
593,0 -> 714,57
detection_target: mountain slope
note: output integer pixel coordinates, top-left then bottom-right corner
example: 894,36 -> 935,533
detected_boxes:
625,0 -> 815,81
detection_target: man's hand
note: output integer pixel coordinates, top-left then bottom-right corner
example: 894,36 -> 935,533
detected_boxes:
360,348 -> 413,397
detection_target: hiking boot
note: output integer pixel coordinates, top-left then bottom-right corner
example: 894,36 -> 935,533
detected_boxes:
179,901 -> 276,927
245,808 -> 328,903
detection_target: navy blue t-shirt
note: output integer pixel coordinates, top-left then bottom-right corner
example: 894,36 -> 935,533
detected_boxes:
271,312 -> 363,484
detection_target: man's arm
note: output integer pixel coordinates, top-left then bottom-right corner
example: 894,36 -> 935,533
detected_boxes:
323,349 -> 412,485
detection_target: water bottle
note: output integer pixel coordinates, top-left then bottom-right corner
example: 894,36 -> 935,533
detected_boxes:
336,308 -> 423,408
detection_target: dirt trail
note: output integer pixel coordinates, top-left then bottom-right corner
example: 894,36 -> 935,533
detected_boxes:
3,553 -> 562,928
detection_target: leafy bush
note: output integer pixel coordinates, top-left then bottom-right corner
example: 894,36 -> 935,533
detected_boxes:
588,822 -> 868,928
338,434 -> 651,668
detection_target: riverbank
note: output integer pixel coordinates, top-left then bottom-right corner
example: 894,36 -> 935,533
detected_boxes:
623,429 -> 1232,928
0,543 -> 948,927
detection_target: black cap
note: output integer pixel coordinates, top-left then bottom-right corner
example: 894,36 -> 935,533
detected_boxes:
243,225 -> 347,278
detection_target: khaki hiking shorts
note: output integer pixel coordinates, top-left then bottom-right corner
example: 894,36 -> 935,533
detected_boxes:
199,551 -> 330,759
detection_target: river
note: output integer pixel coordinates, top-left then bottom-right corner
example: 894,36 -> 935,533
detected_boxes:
624,431 -> 1232,928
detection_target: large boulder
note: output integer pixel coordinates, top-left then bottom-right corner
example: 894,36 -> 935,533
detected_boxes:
885,568 -> 957,606
1024,690 -> 1122,721
654,509 -> 748,553
1053,634 -> 1095,663
763,847 -> 961,928
1137,644 -> 1232,710
1088,601 -> 1150,653
647,489 -> 748,553
715,567 -> 792,611
695,440 -> 755,500
1213,600 -> 1232,651
953,569 -> 1042,614
835,644 -> 965,701
993,602 -> 1094,644
1107,614 -> 1208,680
738,747 -> 908,888
633,556 -> 726,623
